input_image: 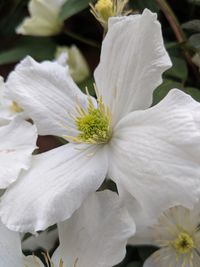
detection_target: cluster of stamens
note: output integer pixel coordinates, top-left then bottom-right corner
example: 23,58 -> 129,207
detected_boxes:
90,0 -> 131,29
64,95 -> 112,144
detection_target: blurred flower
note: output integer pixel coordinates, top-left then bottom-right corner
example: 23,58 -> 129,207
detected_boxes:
55,45 -> 90,83
2,10 -> 200,234
16,0 -> 66,36
192,52 -> 200,72
129,202 -> 200,267
90,0 -> 131,29
0,220 -> 43,267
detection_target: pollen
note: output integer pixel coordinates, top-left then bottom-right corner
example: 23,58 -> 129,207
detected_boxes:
172,232 -> 194,254
94,0 -> 114,21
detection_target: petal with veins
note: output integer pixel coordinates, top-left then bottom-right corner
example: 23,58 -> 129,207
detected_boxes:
5,56 -> 90,137
0,143 -> 108,232
53,191 -> 135,267
94,9 -> 171,124
109,89 -> 200,218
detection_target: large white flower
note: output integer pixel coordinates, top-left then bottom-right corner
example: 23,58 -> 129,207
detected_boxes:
129,201 -> 200,267
0,117 -> 37,189
16,0 -> 66,36
1,9 -> 200,233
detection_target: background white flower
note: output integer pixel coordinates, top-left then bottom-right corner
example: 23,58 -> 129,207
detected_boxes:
16,0 -> 66,36
55,45 -> 90,84
2,9 -> 200,234
128,201 -> 200,267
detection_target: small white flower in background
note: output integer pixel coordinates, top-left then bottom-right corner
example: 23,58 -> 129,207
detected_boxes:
16,0 -> 66,36
129,200 -> 200,267
192,53 -> 200,72
0,220 -> 43,267
0,117 -> 37,189
2,9 -> 200,233
55,46 -> 90,83
0,76 -> 23,120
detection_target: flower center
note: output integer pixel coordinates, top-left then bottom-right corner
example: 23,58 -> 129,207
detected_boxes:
65,96 -> 112,144
94,0 -> 114,21
172,232 -> 194,254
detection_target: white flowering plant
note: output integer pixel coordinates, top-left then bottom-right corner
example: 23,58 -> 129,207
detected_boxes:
0,1 -> 200,267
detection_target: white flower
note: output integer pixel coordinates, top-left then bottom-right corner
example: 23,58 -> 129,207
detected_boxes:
129,202 -> 200,267
0,117 -> 37,189
0,220 -> 43,267
55,45 -> 90,83
1,9 -> 200,233
16,0 -> 66,36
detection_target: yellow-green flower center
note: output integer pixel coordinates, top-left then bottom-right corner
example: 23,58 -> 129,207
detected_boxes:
65,96 -> 112,144
172,232 -> 194,254
94,0 -> 114,21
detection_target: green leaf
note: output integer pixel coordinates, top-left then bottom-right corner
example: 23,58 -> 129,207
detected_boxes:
129,0 -> 159,12
184,87 -> 200,102
0,37 -> 56,65
182,20 -> 200,33
126,262 -> 142,267
165,57 -> 188,82
189,33 -> 200,51
153,79 -> 183,105
138,247 -> 157,262
187,0 -> 200,5
59,0 -> 92,21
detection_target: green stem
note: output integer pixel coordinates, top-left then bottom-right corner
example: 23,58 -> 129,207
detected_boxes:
156,0 -> 199,78
63,30 -> 100,48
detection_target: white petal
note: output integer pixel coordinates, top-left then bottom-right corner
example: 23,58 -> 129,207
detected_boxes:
53,191 -> 135,267
22,228 -> 58,251
0,221 -> 23,267
0,143 -> 108,232
109,89 -> 200,218
23,255 -> 45,267
118,184 -> 156,246
0,118 -> 37,188
6,56 -> 89,137
94,9 -> 171,124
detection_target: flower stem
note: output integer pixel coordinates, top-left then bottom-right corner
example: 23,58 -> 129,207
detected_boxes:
63,30 -> 100,48
156,0 -> 199,79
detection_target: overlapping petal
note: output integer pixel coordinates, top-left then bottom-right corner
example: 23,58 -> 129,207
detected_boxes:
0,143 -> 108,232
0,118 -> 37,188
0,221 -> 22,267
94,9 -> 171,124
5,56 -> 90,137
109,89 -> 200,217
53,191 -> 135,267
